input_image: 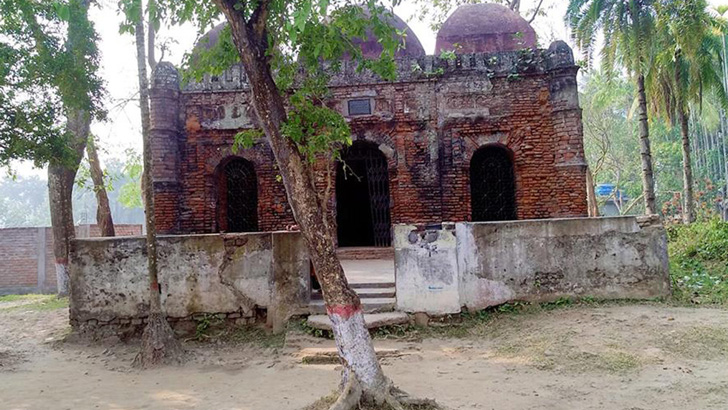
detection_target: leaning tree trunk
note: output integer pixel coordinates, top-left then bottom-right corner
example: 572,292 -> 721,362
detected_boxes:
87,138 -> 115,237
132,4 -> 183,368
212,2 -> 420,407
48,109 -> 89,296
636,73 -> 658,215
678,105 -> 695,224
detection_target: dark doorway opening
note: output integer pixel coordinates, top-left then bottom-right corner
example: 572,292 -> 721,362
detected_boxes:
470,145 -> 517,222
336,141 -> 392,247
218,158 -> 258,233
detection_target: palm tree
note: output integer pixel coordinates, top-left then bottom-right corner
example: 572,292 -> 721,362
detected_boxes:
567,0 -> 659,215
648,0 -> 727,223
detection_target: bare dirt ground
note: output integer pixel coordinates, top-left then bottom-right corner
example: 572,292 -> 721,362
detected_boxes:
1,300 -> 728,410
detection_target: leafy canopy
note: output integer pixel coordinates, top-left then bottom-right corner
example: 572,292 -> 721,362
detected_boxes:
647,0 -> 727,121
0,0 -> 105,168
567,0 -> 657,78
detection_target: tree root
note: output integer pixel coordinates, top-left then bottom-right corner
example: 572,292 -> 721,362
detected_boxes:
132,312 -> 185,369
325,378 -> 445,410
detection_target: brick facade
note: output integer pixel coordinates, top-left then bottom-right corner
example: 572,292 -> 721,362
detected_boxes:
149,40 -> 588,240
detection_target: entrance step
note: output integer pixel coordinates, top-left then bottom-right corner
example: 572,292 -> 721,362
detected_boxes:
306,312 -> 410,331
308,298 -> 396,314
337,247 -> 394,260
311,286 -> 396,300
297,347 -> 404,364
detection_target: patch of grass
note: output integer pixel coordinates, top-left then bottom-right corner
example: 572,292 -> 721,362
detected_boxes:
667,220 -> 728,304
659,326 -> 728,360
187,320 -> 286,349
370,297 -> 614,342
0,295 -> 68,312
0,294 -> 52,303
493,332 -> 643,374
569,350 -> 642,373
226,325 -> 285,349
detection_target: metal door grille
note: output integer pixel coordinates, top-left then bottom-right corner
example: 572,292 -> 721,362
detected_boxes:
470,146 -> 516,222
340,143 -> 392,247
224,159 -> 259,232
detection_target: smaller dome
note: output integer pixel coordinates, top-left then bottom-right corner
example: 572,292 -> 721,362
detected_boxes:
435,3 -> 537,54
352,11 -> 426,59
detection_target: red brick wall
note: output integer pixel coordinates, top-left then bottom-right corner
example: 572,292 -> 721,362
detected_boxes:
0,228 -> 41,292
0,225 -> 142,295
151,51 -> 588,237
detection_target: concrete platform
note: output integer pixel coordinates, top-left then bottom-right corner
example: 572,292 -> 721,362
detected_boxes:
341,259 -> 395,285
306,312 -> 409,330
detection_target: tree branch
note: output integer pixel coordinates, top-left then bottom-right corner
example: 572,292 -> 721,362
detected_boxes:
528,0 -> 545,24
249,0 -> 270,39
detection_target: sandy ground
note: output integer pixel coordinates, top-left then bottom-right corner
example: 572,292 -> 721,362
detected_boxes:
1,302 -> 728,410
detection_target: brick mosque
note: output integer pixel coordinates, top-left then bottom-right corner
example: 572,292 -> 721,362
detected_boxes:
148,3 -> 588,248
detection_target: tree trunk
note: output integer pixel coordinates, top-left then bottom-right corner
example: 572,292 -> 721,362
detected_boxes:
132,2 -> 183,368
678,105 -> 695,224
586,167 -> 600,217
636,74 -> 658,215
213,1 -> 394,403
48,113 -> 86,296
87,138 -> 115,236
47,1 -> 94,296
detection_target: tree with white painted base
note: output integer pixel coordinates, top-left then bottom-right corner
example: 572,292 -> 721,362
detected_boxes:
158,0 -> 444,406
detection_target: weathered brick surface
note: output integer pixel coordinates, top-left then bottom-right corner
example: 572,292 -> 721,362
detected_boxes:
150,46 -> 588,236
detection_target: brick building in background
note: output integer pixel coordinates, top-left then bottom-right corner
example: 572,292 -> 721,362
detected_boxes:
149,4 -> 588,248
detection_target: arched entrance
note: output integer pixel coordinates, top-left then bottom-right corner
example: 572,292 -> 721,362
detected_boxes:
218,158 -> 258,233
336,141 -> 392,247
470,145 -> 517,222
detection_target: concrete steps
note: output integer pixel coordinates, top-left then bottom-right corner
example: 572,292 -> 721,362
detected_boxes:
306,311 -> 409,331
310,286 -> 396,300
337,247 -> 394,260
307,297 -> 397,314
309,278 -> 397,314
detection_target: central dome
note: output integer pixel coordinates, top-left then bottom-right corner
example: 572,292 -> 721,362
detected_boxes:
192,11 -> 425,60
435,3 -> 537,54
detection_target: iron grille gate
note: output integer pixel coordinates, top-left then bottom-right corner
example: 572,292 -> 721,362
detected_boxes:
339,143 -> 392,247
224,159 -> 259,233
470,146 -> 517,222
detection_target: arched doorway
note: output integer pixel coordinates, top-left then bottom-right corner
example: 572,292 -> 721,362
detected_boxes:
336,141 -> 392,247
218,158 -> 258,233
470,145 -> 516,222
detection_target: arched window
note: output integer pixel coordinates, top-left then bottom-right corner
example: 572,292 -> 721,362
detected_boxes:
470,145 -> 516,222
336,141 -> 392,247
218,158 -> 258,233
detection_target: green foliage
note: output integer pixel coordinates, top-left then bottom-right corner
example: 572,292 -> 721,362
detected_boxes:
567,0 -> 656,78
0,0 -> 105,168
117,148 -> 143,209
193,313 -> 224,341
668,219 -> 728,304
280,91 -> 352,162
